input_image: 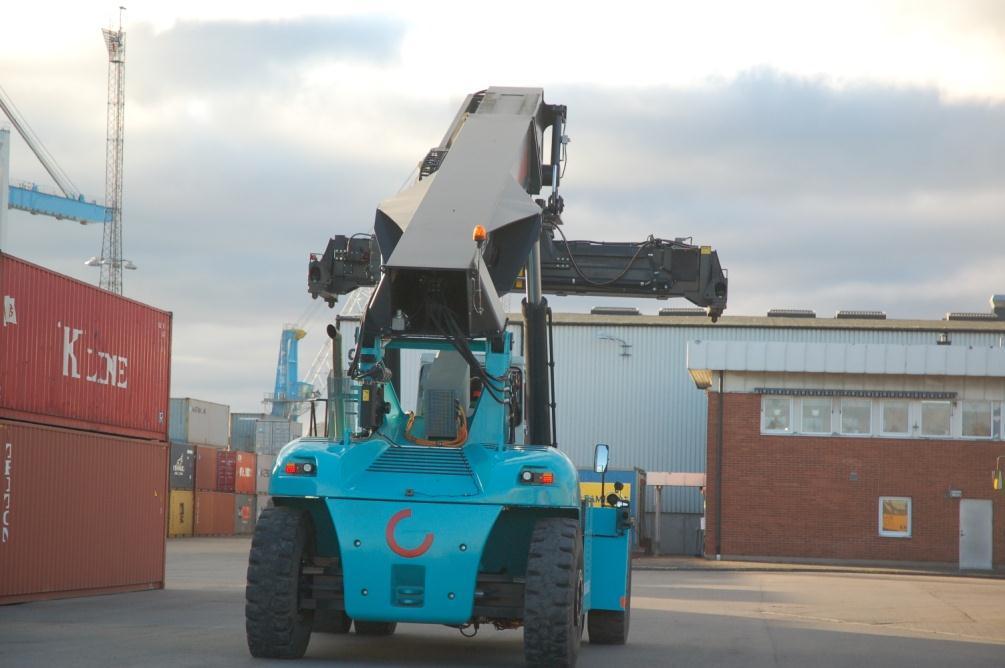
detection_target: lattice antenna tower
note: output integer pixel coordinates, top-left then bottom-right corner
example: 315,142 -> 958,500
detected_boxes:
99,9 -> 128,293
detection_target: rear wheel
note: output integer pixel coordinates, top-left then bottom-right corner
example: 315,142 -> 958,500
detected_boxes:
587,559 -> 631,645
354,620 -> 398,636
246,506 -> 315,658
523,517 -> 584,667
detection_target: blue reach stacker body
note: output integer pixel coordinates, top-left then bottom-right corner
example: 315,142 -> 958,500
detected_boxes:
246,87 -> 727,667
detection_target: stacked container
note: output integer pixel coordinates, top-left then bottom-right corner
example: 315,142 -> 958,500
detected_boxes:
256,454 -> 276,520
0,253 -> 172,604
168,443 -> 195,537
230,412 -> 263,452
169,398 -> 229,448
253,418 -> 302,456
168,397 -> 234,537
248,417 -> 299,527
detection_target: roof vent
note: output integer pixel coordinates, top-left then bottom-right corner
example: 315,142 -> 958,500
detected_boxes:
835,310 -> 887,320
767,309 -> 816,318
991,294 -> 1005,319
659,307 -> 707,317
590,306 -> 641,316
944,312 -> 999,322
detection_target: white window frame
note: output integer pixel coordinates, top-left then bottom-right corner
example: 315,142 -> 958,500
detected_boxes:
839,398 -> 872,436
761,396 -> 793,434
880,400 -> 910,437
878,496 -> 912,538
961,400 -> 993,440
799,397 -> 834,435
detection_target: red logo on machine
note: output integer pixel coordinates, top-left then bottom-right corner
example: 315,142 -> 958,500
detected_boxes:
385,508 -> 434,558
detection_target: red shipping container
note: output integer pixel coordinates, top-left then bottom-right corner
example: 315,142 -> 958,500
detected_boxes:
194,490 -> 234,536
216,450 -> 236,493
0,253 -> 172,441
235,451 -> 257,494
194,445 -> 217,491
0,419 -> 167,604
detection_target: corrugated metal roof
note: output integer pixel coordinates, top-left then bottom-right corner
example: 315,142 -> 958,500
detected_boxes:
509,311 -> 1005,333
686,341 -> 1005,388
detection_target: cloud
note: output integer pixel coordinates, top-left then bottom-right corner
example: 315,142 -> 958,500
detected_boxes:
537,73 -> 1005,319
6,66 -> 1005,408
129,15 -> 405,100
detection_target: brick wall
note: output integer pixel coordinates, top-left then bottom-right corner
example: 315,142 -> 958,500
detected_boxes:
704,391 -> 1005,566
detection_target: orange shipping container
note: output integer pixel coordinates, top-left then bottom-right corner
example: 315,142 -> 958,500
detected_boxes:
0,253 -> 172,441
235,451 -> 257,494
0,420 -> 167,604
194,490 -> 234,536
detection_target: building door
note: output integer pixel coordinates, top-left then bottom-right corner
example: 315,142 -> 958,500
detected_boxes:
959,499 -> 992,570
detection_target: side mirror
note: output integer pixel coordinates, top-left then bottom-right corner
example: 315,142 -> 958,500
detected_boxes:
594,443 -> 610,474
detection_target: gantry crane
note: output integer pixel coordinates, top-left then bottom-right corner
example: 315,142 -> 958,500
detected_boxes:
0,16 -> 132,294
0,90 -> 109,225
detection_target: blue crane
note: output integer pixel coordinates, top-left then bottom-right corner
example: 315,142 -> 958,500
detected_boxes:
268,324 -> 316,419
0,85 -> 110,226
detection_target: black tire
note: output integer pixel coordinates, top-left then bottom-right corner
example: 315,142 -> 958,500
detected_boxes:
313,610 -> 352,634
587,558 -> 631,645
354,620 -> 397,636
246,506 -> 315,658
523,517 -> 584,667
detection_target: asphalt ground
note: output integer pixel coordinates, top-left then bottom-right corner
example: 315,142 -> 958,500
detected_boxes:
1,538 -> 1003,667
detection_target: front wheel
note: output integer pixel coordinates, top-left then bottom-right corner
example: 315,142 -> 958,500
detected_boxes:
523,517 -> 584,667
246,507 -> 315,658
587,559 -> 631,644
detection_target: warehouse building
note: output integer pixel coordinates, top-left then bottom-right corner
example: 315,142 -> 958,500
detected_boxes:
508,306 -> 1005,556
687,339 -> 1005,569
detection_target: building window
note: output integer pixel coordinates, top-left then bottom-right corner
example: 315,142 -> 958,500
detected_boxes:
762,396 -> 791,433
921,401 -> 952,437
881,400 -> 909,435
840,399 -> 871,435
878,497 -> 912,538
801,398 -> 832,434
962,401 -> 992,438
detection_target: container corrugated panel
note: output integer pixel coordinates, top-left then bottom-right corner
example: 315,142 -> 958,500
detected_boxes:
256,454 -> 276,494
0,419 -> 167,603
512,319 -> 1005,515
253,419 -> 302,456
235,451 -> 256,494
168,489 -> 194,537
194,490 -> 234,535
234,494 -> 257,535
230,412 -> 263,452
168,398 -> 230,447
169,442 -> 194,489
0,253 -> 172,441
256,493 -> 271,520
216,450 -> 236,493
194,445 -> 217,491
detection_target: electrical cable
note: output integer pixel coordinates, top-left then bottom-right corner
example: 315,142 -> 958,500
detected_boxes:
425,301 -> 508,403
403,404 -> 468,447
552,224 -> 656,287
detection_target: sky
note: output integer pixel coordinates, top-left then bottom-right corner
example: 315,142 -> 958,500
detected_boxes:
1,1 -> 1004,412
